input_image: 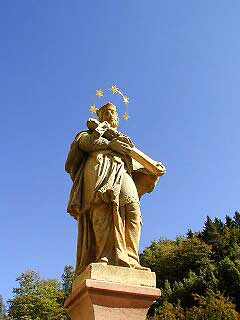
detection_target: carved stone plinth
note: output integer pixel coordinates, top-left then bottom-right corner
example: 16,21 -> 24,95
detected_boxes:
65,264 -> 161,320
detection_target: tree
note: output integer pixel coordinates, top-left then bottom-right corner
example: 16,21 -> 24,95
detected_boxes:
141,212 -> 240,317
218,257 -> 240,310
186,290 -> 240,320
6,212 -> 240,318
0,295 -> 7,320
140,237 -> 213,290
8,271 -> 69,320
149,288 -> 240,319
149,301 -> 185,320
234,211 -> 240,228
61,265 -> 74,298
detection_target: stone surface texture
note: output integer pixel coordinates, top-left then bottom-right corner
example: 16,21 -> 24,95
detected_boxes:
65,103 -> 164,318
72,263 -> 156,292
65,265 -> 161,320
65,103 -> 166,277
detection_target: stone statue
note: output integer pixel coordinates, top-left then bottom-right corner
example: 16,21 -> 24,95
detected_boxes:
65,102 -> 165,277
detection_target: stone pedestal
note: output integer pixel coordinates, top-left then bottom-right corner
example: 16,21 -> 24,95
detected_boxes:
65,264 -> 161,320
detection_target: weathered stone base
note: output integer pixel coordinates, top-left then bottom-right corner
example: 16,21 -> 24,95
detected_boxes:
65,264 -> 160,320
72,263 -> 157,291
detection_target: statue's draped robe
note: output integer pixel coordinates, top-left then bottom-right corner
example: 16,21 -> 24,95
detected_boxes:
65,131 -> 159,276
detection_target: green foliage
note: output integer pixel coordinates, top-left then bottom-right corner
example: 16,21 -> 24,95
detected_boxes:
8,270 -> 70,320
61,265 -> 74,299
218,257 -> 240,308
150,290 -> 240,319
0,295 -> 7,320
141,211 -> 240,317
6,211 -> 240,318
186,290 -> 240,320
140,237 -> 213,291
199,212 -> 240,261
149,301 -> 185,320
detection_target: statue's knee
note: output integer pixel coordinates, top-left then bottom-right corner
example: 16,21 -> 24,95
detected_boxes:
126,202 -> 142,223
127,202 -> 140,212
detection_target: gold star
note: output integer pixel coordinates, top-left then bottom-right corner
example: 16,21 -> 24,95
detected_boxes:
123,95 -> 129,104
89,105 -> 97,114
96,89 -> 103,97
110,85 -> 118,94
123,112 -> 129,120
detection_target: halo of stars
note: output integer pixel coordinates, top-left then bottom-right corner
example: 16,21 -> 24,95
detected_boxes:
89,85 -> 130,120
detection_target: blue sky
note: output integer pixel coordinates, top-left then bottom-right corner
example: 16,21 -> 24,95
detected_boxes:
1,0 -> 240,303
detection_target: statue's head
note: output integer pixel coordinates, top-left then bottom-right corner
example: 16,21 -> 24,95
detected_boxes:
97,102 -> 119,128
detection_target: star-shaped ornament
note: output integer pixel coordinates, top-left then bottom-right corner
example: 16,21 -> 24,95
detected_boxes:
90,105 -> 97,114
123,95 -> 129,104
123,112 -> 129,120
96,89 -> 103,97
111,85 -> 118,94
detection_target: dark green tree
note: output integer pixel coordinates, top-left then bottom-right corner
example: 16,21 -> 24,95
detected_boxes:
234,211 -> 240,228
61,265 -> 74,298
141,212 -> 240,317
0,295 -> 7,320
218,257 -> 240,310
149,290 -> 240,320
185,290 -> 240,320
141,237 -> 213,290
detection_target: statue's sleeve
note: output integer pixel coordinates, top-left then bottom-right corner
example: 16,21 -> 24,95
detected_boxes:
65,132 -> 86,181
78,132 -> 110,152
132,159 -> 160,197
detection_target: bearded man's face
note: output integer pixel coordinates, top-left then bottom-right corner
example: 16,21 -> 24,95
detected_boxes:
100,106 -> 119,128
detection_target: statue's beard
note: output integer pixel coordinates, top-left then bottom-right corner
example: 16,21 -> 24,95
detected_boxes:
108,117 -> 119,128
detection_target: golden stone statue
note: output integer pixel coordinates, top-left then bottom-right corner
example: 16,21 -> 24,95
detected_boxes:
65,102 -> 166,278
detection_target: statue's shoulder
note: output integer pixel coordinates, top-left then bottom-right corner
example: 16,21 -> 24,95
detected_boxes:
65,130 -> 88,181
72,130 -> 88,142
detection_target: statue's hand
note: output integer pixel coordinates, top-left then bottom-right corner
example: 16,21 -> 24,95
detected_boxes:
109,138 -> 132,155
115,136 -> 134,148
92,121 -> 110,139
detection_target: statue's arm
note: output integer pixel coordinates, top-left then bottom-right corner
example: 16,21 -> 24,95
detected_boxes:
78,132 -> 110,152
79,132 -> 132,155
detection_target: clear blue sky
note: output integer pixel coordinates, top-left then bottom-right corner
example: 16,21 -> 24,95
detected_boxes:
1,0 -> 240,303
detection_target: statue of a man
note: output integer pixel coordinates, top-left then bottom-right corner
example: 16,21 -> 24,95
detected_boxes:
65,102 -> 163,277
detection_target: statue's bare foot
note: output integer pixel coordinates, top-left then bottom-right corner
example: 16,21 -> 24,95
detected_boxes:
130,264 -> 151,271
117,258 -> 131,268
98,257 -> 108,265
